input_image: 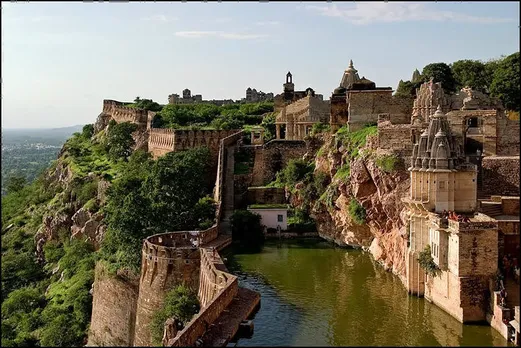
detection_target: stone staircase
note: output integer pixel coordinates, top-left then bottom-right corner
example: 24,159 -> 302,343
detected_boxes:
219,145 -> 236,235
480,201 -> 503,217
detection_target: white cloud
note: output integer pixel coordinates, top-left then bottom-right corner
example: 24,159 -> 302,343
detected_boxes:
175,31 -> 268,40
255,21 -> 280,26
304,2 -> 514,25
141,15 -> 178,22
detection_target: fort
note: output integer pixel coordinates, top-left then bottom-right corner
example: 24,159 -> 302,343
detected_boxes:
88,58 -> 519,346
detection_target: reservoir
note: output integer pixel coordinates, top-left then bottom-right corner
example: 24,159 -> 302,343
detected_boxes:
222,239 -> 508,346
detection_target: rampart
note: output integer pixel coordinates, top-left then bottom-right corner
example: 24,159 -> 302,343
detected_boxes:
147,128 -> 239,159
133,230 -> 205,346
347,91 -> 412,131
497,118 -> 520,156
482,156 -> 520,196
134,130 -> 244,346
102,99 -> 148,127
377,115 -> 413,157
87,264 -> 140,347
251,140 -> 308,186
170,249 -> 239,347
148,128 -> 175,158
247,187 -> 286,205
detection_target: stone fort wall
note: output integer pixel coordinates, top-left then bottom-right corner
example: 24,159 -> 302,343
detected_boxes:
170,249 -> 238,347
497,118 -> 520,156
482,156 -> 520,196
347,92 -> 412,131
87,265 -> 140,347
251,140 -> 308,186
102,100 -> 149,127
377,114 -> 414,158
147,128 -> 239,159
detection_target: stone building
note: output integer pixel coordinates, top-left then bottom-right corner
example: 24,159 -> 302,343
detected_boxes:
168,89 -> 235,106
273,72 -> 323,111
330,60 -> 411,132
245,88 -> 274,102
275,91 -> 330,140
403,105 -> 501,323
411,80 -> 518,157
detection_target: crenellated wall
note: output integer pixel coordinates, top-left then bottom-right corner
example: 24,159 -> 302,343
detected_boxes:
147,128 -> 240,159
148,128 -> 175,158
171,249 -> 238,347
133,231 -> 206,346
102,100 -> 149,127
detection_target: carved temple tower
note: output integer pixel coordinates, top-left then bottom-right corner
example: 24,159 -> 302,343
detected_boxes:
404,105 -> 476,296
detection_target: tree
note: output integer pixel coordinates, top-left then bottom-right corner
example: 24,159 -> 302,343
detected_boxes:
150,285 -> 200,346
395,79 -> 422,98
106,122 -> 138,161
451,59 -> 488,92
421,62 -> 457,93
81,124 -> 94,139
489,52 -> 520,111
231,210 -> 264,247
6,175 -> 26,194
261,112 -> 276,141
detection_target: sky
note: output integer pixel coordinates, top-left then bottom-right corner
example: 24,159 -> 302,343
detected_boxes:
1,1 -> 519,129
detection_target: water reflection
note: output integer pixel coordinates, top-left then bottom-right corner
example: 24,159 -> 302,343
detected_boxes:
222,239 -> 507,347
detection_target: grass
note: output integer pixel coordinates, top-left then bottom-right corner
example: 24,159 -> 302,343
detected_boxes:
375,154 -> 401,173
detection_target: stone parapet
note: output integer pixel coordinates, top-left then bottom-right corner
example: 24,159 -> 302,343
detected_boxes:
171,248 -> 239,347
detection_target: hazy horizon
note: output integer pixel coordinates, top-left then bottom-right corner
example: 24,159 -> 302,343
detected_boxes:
2,1 -> 519,128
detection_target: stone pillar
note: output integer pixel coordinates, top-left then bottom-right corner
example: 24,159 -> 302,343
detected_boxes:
276,124 -> 281,139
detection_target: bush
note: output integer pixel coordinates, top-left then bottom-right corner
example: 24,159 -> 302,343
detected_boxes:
417,245 -> 441,277
375,154 -> 401,173
231,210 -> 264,246
348,198 -> 366,225
150,285 -> 200,346
310,122 -> 330,136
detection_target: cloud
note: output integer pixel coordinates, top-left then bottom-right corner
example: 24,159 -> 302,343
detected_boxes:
141,15 -> 178,22
175,31 -> 268,40
255,21 -> 280,26
304,2 -> 514,25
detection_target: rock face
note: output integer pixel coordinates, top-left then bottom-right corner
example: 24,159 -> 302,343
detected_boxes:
293,134 -> 410,281
71,208 -> 106,250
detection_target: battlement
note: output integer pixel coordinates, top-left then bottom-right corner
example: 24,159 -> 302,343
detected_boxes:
101,99 -> 148,126
171,248 -> 238,347
147,128 -> 240,159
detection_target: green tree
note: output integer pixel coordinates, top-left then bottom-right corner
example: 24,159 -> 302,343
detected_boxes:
451,59 -> 488,92
260,112 -> 276,141
81,124 -> 94,139
106,122 -> 138,161
150,285 -> 200,346
231,210 -> 264,247
5,175 -> 26,194
421,62 -> 457,93
489,52 -> 520,111
395,79 -> 422,97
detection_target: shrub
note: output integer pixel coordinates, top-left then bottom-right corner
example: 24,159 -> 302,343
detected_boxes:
417,244 -> 441,277
348,198 -> 366,225
310,122 -> 330,136
231,210 -> 264,246
150,285 -> 200,346
375,154 -> 401,173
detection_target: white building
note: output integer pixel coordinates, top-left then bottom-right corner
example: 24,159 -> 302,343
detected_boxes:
247,205 -> 288,231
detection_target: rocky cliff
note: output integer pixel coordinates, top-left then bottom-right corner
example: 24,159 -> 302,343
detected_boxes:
291,132 -> 410,281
